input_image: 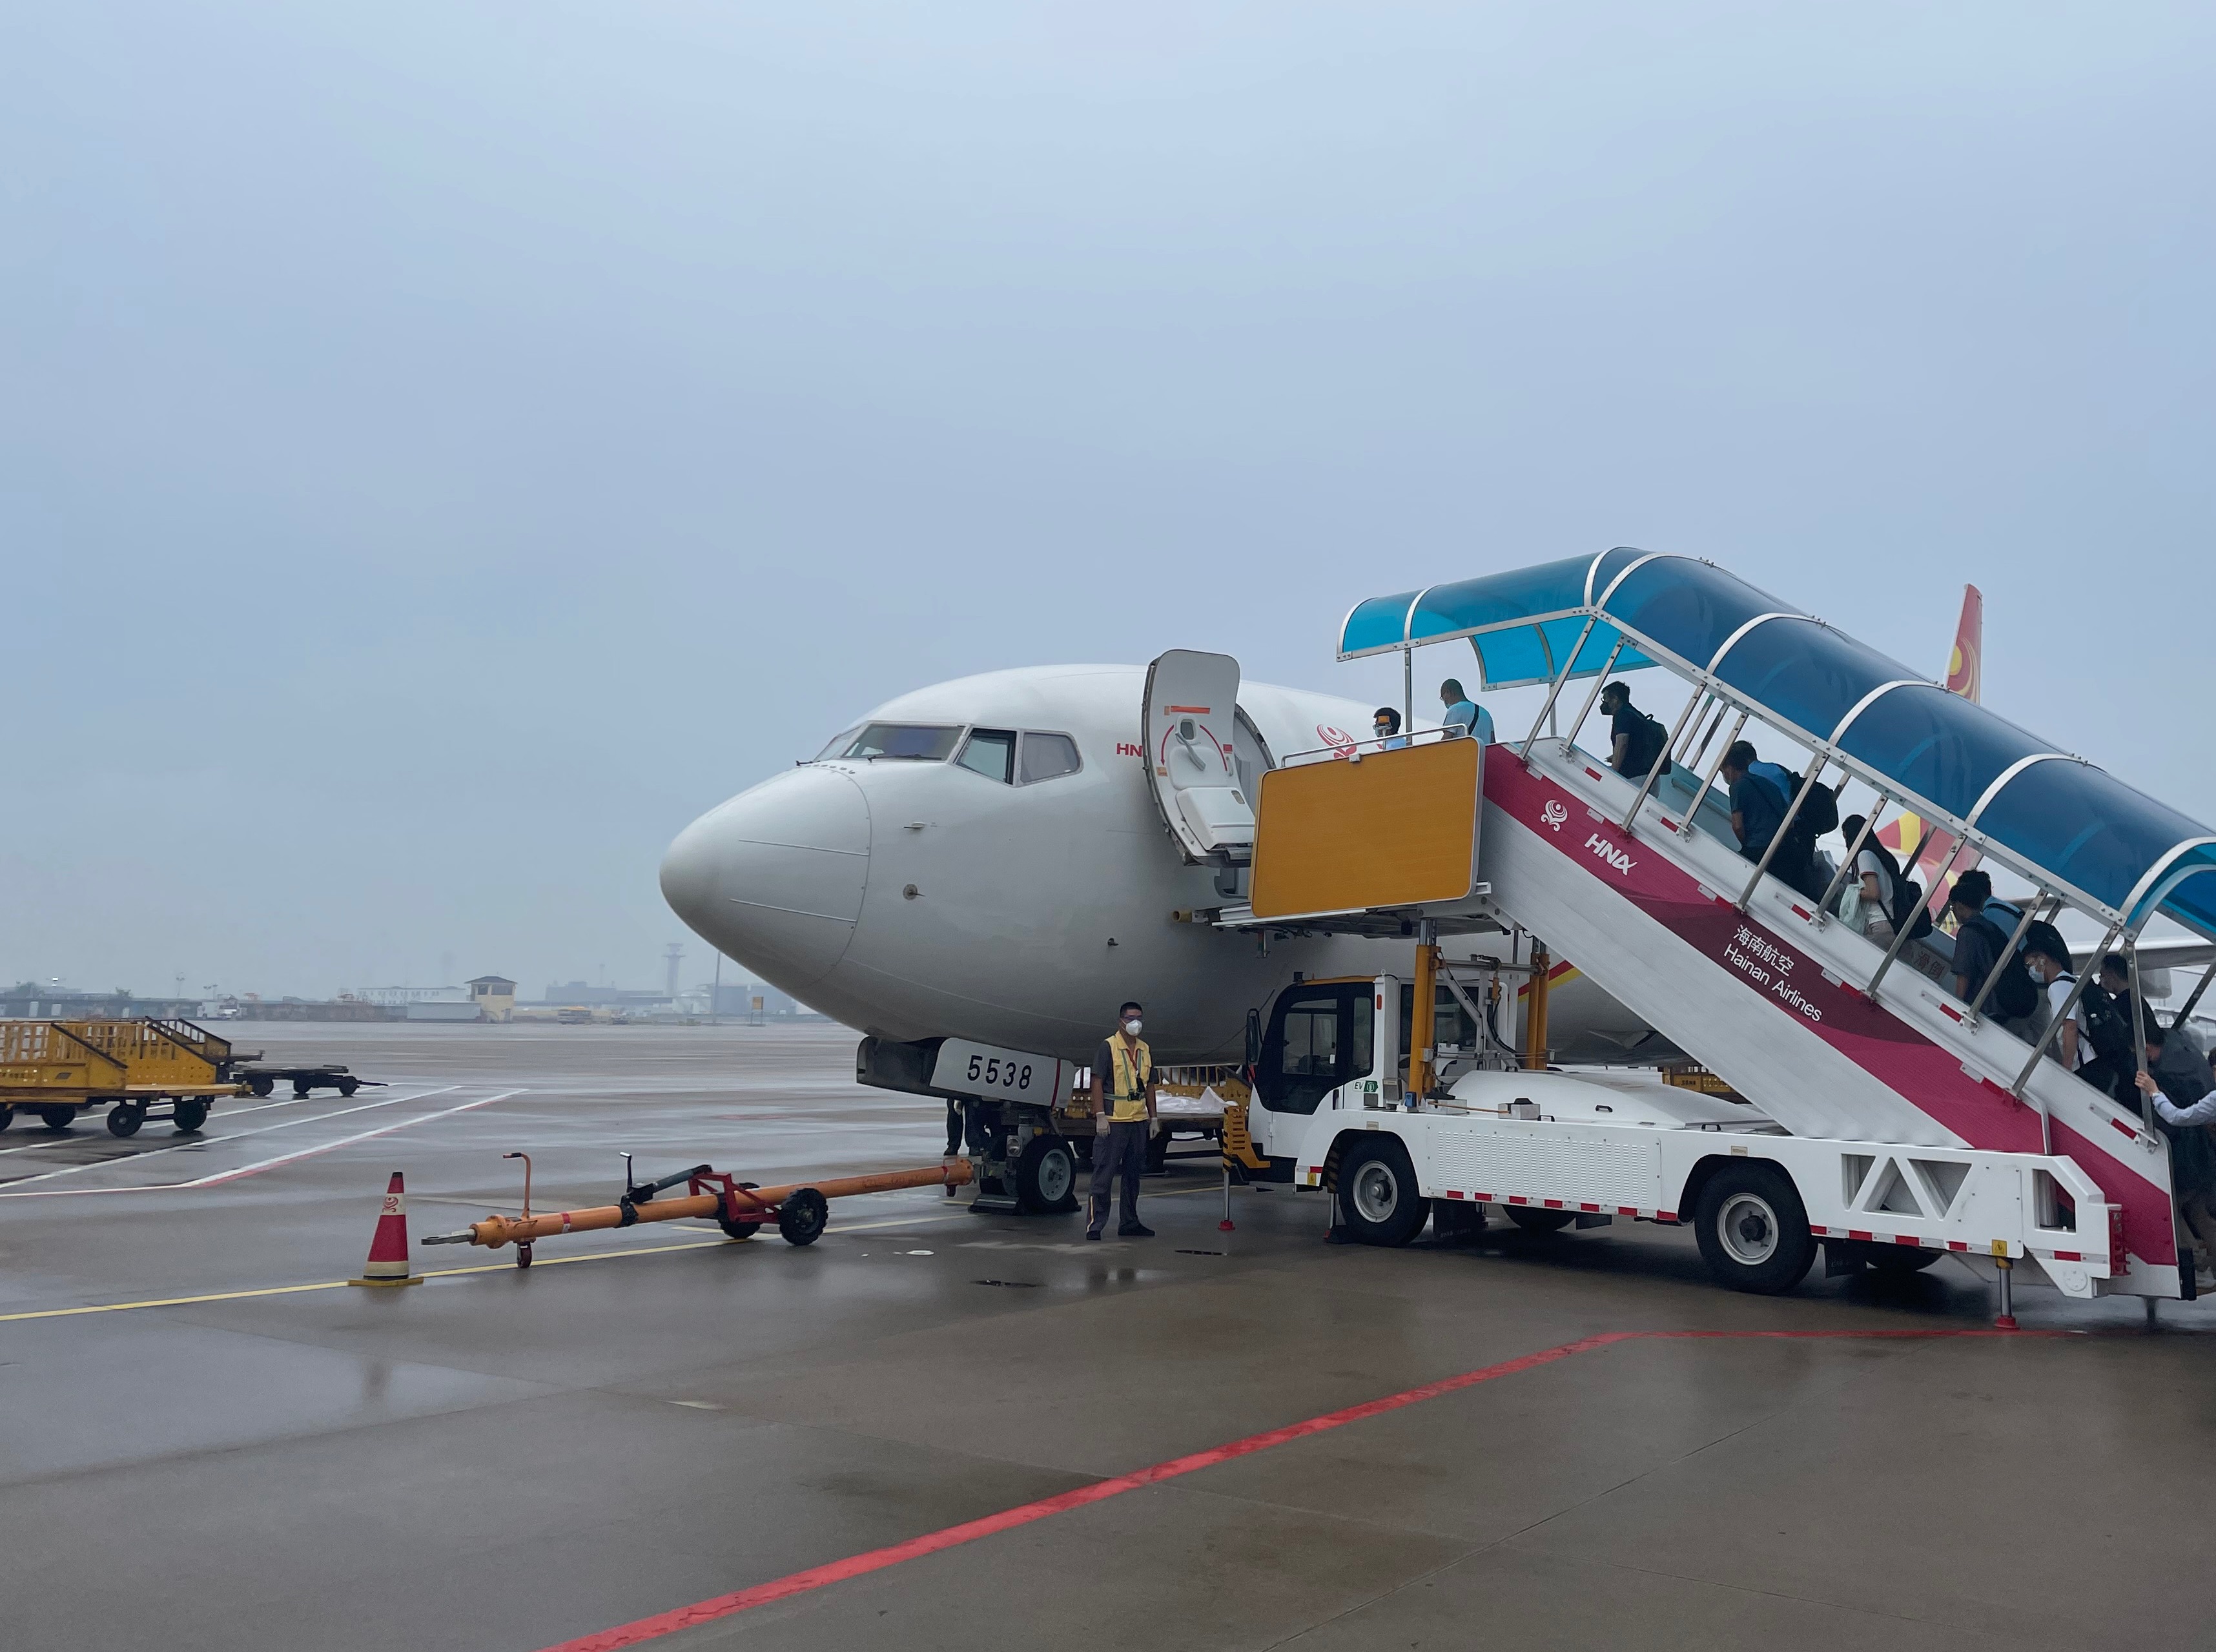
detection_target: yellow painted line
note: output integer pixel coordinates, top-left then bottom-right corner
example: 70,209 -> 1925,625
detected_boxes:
0,1190 -> 1224,1323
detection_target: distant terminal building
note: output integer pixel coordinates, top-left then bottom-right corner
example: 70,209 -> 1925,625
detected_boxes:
0,984 -> 203,1019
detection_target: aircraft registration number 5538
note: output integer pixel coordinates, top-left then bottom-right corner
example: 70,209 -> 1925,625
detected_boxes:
930,1037 -> 1067,1106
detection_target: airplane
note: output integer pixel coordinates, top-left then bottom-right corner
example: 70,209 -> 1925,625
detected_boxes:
661,602 -> 2213,1114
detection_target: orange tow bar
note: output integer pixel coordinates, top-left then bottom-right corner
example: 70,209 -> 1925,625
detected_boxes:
422,1156 -> 975,1256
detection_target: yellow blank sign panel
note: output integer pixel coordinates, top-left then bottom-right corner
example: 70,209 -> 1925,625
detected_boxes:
1249,739 -> 1481,919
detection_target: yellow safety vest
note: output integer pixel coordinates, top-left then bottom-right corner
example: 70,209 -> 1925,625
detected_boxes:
1104,1035 -> 1153,1123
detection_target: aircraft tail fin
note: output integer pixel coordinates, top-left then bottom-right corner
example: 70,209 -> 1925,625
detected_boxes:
1877,585 -> 1982,905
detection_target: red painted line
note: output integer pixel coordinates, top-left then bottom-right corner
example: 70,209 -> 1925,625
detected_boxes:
534,1332 -> 1637,1651
531,1326 -> 2093,1652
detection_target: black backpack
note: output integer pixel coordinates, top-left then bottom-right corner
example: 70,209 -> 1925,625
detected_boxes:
1962,913 -> 2039,1020
1794,775 -> 1841,837
2078,981 -> 2137,1068
1628,711 -> 1672,779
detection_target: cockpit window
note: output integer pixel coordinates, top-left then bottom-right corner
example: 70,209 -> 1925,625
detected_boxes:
839,723 -> 963,761
956,728 -> 1018,783
813,726 -> 861,760
1018,732 -> 1082,784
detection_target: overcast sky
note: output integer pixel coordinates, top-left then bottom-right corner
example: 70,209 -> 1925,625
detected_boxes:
4,3 -> 2211,997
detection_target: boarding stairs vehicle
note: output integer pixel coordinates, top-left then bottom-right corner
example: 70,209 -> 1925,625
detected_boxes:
1211,549 -> 2206,1302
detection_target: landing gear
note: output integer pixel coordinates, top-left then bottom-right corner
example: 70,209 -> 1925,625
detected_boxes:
1014,1135 -> 1079,1214
1336,1137 -> 1428,1247
1503,1206 -> 1576,1234
777,1187 -> 830,1246
1694,1163 -> 1816,1294
40,1106 -> 77,1132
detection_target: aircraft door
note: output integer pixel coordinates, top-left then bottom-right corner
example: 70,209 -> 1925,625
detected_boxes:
1142,650 -> 1255,864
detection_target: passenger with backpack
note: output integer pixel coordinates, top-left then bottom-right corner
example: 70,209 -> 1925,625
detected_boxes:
1718,741 -> 1825,902
1945,870 -> 2041,1035
2074,956 -> 2144,1102
1598,680 -> 1671,782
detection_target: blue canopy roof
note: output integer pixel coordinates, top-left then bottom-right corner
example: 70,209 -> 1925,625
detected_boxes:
1339,549 -> 2216,937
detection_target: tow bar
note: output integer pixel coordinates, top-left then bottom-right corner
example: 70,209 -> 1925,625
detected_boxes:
422,1154 -> 976,1260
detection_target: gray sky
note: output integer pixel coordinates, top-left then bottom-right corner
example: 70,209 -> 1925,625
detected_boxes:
5,3 -> 2211,998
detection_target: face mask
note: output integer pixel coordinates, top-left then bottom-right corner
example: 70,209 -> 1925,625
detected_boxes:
1123,1019 -> 1142,1035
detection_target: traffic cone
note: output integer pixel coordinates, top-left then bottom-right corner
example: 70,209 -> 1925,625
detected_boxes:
348,1171 -> 424,1287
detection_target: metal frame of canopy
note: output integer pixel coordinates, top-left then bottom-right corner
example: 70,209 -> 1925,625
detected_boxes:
1339,549 -> 2216,1114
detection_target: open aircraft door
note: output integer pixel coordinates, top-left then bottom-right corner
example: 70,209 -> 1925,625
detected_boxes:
1142,650 -> 1254,864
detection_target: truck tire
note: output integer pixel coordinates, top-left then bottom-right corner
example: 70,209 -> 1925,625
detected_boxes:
1503,1206 -> 1576,1234
1014,1135 -> 1078,1214
1694,1162 -> 1816,1294
777,1187 -> 830,1246
1337,1137 -> 1427,1247
40,1106 -> 77,1131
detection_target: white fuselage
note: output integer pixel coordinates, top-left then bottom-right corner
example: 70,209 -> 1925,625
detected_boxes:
660,664 -> 1662,1065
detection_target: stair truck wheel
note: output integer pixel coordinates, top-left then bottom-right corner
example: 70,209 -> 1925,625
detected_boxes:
1503,1206 -> 1576,1234
1694,1162 -> 1816,1294
107,1105 -> 143,1139
777,1187 -> 830,1247
0,1104 -> 12,1132
172,1100 -> 209,1133
40,1106 -> 77,1131
1015,1134 -> 1079,1214
1336,1136 -> 1428,1247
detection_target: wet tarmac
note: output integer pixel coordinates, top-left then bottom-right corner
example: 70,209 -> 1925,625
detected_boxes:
2,1021 -> 2211,1651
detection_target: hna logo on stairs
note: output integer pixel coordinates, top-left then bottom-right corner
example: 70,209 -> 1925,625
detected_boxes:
1585,833 -> 1635,875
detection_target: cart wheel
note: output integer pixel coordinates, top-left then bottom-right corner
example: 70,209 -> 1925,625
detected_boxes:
107,1106 -> 143,1139
40,1106 -> 77,1132
249,1077 -> 274,1097
777,1188 -> 830,1246
516,1243 -> 533,1269
292,1083 -> 313,1098
173,1101 -> 209,1134
338,1079 -> 360,1097
0,1104 -> 12,1133
717,1214 -> 763,1241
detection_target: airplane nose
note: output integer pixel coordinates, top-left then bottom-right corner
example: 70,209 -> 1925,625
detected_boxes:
659,767 -> 872,987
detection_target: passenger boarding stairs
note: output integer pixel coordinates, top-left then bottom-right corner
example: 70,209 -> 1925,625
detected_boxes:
1475,737 -> 2180,1295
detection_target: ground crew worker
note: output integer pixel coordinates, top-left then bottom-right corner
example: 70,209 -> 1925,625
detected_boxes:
1087,1000 -> 1156,1240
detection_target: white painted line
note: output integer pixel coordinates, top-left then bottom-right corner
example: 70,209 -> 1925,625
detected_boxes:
0,1094 -> 318,1158
0,1089 -> 515,1199
0,1088 -> 460,1191
186,1090 -> 523,1187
